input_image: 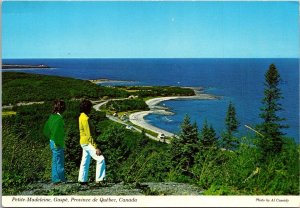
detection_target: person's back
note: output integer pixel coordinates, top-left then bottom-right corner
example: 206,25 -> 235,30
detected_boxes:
78,112 -> 96,147
44,114 -> 65,148
78,99 -> 106,185
43,100 -> 66,184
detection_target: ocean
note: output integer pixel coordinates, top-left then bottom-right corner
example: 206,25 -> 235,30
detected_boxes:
3,58 -> 299,141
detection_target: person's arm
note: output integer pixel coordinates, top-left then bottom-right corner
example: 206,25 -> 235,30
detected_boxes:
43,118 -> 51,139
83,118 -> 98,149
52,118 -> 65,147
88,120 -> 102,156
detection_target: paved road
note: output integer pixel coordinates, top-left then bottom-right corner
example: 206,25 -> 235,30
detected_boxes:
2,101 -> 45,109
93,100 -> 169,143
93,100 -> 109,111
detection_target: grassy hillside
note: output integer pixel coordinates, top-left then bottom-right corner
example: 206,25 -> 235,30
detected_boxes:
2,72 -> 171,195
2,101 -> 170,195
2,72 -> 129,105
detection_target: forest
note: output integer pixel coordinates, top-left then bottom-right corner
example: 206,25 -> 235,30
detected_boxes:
2,72 -> 129,105
105,99 -> 150,112
2,66 -> 299,195
115,86 -> 195,98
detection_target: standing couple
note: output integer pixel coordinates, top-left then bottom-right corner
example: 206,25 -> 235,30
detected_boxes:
43,99 -> 106,185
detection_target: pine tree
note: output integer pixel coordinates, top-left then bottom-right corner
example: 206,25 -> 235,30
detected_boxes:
258,64 -> 287,154
225,102 -> 239,133
170,115 -> 199,171
200,120 -> 218,148
222,102 -> 239,149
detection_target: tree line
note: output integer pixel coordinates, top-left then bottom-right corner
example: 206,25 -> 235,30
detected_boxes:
106,98 -> 150,112
168,64 -> 298,194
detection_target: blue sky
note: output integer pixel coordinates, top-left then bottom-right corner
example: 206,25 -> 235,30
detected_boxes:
2,1 -> 299,58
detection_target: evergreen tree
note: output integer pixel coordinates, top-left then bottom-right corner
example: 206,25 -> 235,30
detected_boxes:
170,115 -> 199,172
222,102 -> 239,149
225,102 -> 239,133
258,64 -> 287,154
200,120 -> 218,148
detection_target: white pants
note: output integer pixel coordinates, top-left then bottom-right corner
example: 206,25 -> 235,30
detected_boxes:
78,144 -> 106,182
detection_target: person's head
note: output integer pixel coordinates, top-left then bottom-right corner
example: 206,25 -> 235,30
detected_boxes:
52,99 -> 66,114
80,99 -> 93,115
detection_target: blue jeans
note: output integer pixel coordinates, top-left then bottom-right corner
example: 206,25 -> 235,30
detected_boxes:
50,140 -> 66,183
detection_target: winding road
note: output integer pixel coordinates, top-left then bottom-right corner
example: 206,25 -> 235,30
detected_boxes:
93,100 -> 170,143
93,93 -> 217,144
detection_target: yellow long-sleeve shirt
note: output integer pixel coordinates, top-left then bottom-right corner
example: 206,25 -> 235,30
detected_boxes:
79,112 -> 97,148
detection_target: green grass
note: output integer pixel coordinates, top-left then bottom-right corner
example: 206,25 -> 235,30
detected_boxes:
2,111 -> 17,116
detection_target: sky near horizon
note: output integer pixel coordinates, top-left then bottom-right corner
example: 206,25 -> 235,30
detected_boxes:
2,1 -> 299,59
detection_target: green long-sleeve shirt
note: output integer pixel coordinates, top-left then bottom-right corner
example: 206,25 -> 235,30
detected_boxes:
43,114 -> 65,148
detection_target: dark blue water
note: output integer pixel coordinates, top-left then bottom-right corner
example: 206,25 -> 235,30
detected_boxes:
3,58 -> 299,141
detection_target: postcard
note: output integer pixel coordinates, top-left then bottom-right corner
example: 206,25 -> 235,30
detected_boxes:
1,0 -> 299,207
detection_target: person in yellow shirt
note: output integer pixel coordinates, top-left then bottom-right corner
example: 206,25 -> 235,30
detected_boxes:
78,99 -> 106,185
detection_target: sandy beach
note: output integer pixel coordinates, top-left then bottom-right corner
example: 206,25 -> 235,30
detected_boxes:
129,92 -> 218,138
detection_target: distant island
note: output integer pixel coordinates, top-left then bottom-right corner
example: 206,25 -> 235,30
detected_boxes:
2,64 -> 50,69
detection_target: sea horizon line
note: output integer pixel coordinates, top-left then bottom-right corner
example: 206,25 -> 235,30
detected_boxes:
2,57 -> 299,60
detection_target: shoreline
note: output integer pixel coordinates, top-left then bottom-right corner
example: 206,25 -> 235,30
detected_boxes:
89,78 -> 135,84
129,91 -> 219,138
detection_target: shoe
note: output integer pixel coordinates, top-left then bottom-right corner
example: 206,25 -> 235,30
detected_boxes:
61,179 -> 68,184
52,181 -> 62,186
79,182 -> 89,186
95,181 -> 107,187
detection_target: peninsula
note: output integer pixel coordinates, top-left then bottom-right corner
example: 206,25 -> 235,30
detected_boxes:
2,64 -> 50,69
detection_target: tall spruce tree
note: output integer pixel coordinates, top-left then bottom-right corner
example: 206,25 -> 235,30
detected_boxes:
222,102 -> 239,149
200,120 -> 218,148
258,63 -> 287,154
170,115 -> 199,171
225,102 -> 239,133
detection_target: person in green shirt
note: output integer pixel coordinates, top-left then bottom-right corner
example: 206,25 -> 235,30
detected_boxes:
43,100 -> 67,184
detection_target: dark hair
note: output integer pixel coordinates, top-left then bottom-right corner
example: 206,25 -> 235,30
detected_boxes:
52,99 -> 66,114
80,99 -> 93,115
